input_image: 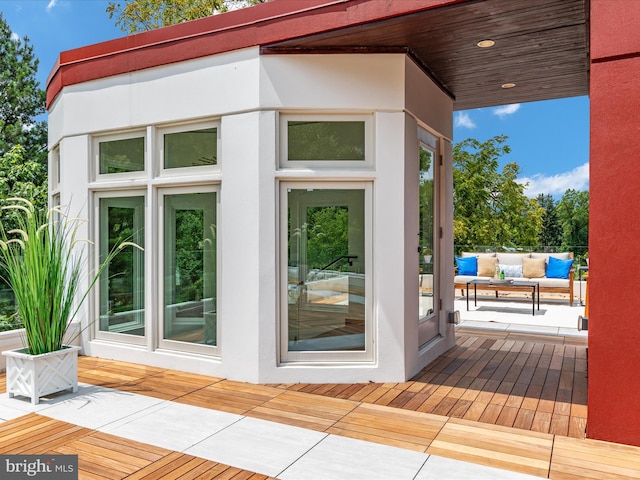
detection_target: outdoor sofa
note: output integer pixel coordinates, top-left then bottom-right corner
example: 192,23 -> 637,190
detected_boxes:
454,252 -> 575,305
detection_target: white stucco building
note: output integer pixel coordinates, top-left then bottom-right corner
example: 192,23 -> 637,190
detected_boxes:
49,39 -> 455,383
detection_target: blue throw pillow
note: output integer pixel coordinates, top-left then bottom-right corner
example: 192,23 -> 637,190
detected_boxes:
546,256 -> 574,279
456,256 -> 477,276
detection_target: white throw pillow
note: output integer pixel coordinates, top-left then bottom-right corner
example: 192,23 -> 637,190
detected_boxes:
499,263 -> 523,278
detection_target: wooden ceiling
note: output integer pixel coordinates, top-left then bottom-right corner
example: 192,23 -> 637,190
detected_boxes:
262,0 -> 589,111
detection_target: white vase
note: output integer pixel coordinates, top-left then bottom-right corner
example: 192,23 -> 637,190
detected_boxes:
2,345 -> 81,405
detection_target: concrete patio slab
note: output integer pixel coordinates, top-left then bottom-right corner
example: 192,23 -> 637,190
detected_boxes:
38,385 -> 164,429
279,433 -> 429,480
185,415 -> 328,477
101,400 -> 243,451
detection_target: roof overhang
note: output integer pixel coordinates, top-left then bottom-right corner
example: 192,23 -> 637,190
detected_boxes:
46,0 -> 589,111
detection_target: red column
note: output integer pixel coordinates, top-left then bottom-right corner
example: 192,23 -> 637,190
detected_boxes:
588,0 -> 640,447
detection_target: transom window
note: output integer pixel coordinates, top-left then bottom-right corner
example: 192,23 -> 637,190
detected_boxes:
159,122 -> 220,175
97,134 -> 145,175
164,127 -> 218,169
280,114 -> 373,168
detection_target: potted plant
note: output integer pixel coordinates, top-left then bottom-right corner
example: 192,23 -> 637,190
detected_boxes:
421,246 -> 433,264
0,198 -> 140,404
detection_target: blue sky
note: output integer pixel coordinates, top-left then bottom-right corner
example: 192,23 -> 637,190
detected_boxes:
2,1 -> 589,198
453,97 -> 589,198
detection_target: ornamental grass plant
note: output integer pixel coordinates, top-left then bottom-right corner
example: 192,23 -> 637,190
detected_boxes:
0,197 -> 140,355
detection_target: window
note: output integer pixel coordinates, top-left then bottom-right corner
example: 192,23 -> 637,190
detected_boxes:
288,121 -> 365,161
281,183 -> 372,362
98,195 -> 146,340
99,136 -> 145,174
159,188 -> 218,353
159,122 -> 220,175
51,146 -> 60,189
280,114 -> 373,168
164,127 -> 217,169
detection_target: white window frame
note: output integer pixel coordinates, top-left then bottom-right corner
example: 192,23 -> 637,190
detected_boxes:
157,120 -> 221,178
92,190 -> 147,346
92,130 -> 147,181
157,184 -> 220,356
279,181 -> 374,364
279,113 -> 374,169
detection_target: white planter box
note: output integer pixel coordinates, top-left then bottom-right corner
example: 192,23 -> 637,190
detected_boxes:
3,345 -> 81,405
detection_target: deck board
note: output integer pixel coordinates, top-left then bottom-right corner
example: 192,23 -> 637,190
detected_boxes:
550,436 -> 640,479
428,418 -> 554,478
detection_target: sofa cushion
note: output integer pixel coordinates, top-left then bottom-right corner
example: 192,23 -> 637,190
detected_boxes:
461,252 -> 496,258
522,257 -> 546,278
531,252 -> 572,263
499,264 -> 523,278
456,256 -> 477,275
496,253 -> 531,265
454,275 -> 493,283
478,256 -> 497,277
536,277 -> 571,288
546,256 -> 574,279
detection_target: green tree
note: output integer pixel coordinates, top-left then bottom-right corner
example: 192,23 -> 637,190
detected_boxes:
306,206 -> 349,271
453,136 -> 542,250
557,189 -> 589,254
0,13 -> 48,215
107,0 -> 268,34
536,193 -> 563,248
0,145 -> 47,211
0,14 -> 48,325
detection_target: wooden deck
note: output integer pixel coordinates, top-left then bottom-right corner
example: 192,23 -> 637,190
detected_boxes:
0,328 -> 639,479
278,327 -> 589,439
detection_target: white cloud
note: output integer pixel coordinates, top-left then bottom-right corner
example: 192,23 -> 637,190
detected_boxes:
10,32 -> 19,42
455,112 -> 476,129
47,0 -> 58,11
493,103 -> 521,118
518,162 -> 589,197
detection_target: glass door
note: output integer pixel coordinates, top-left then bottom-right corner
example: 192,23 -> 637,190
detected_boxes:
98,196 -> 145,338
418,139 -> 439,346
160,190 -> 217,351
283,186 -> 371,361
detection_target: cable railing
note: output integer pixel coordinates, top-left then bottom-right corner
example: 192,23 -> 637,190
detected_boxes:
454,245 -> 589,266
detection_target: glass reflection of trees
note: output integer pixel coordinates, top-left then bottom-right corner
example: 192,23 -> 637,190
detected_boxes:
306,206 -> 349,271
419,146 -> 434,274
99,137 -> 144,174
105,206 -> 141,314
288,121 -> 365,161
164,128 -> 217,168
174,209 -> 205,303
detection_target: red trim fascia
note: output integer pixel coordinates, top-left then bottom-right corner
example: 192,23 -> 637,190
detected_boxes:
46,0 -> 464,109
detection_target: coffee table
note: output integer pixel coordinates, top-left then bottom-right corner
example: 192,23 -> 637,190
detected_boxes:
466,279 -> 540,315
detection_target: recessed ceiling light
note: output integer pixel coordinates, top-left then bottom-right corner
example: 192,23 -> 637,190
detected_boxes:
477,39 -> 495,48
501,83 -> 516,89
